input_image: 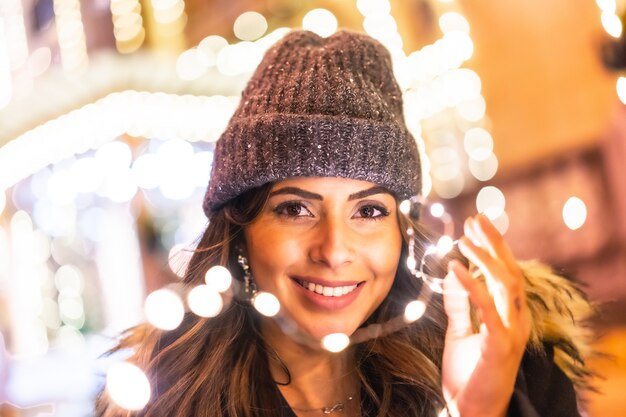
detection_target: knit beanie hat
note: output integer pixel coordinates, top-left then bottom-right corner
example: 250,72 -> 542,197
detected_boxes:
203,29 -> 421,215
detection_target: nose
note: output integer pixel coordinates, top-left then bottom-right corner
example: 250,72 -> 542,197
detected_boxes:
309,215 -> 355,269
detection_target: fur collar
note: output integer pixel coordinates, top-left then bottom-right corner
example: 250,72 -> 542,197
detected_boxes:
520,260 -> 595,389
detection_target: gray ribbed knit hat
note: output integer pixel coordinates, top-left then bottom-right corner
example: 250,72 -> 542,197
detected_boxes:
203,30 -> 421,215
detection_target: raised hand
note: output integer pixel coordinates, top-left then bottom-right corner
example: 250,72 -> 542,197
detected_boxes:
441,214 -> 531,417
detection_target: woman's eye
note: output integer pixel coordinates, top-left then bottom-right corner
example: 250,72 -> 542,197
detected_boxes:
355,204 -> 389,219
274,202 -> 312,218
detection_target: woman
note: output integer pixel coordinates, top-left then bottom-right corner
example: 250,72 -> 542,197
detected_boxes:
97,30 -> 592,417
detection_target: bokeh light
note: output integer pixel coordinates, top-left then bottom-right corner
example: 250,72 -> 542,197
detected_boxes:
562,196 -> 587,230
144,288 -> 185,330
430,203 -> 445,218
404,300 -> 426,322
321,332 -> 350,352
252,291 -> 280,317
302,8 -> 338,38
601,11 -> 623,38
106,362 -> 151,410
187,285 -> 223,318
476,186 -> 506,220
204,265 -> 232,293
617,76 -> 626,105
233,11 -> 268,41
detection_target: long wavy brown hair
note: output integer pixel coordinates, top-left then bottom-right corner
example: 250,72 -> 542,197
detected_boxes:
95,183 -> 448,417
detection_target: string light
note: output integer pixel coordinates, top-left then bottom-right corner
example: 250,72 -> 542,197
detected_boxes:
562,196 -> 587,230
252,291 -> 280,317
233,11 -> 268,41
601,11 -> 623,38
53,0 -> 89,73
404,300 -> 427,322
0,91 -> 240,194
476,186 -> 506,220
110,0 -> 145,53
187,285 -> 223,318
144,288 -> 185,330
321,333 -> 350,352
106,362 -> 151,410
0,0 -> 28,71
0,17 -> 13,110
204,265 -> 232,293
617,76 -> 626,105
151,0 -> 186,25
302,8 -> 338,38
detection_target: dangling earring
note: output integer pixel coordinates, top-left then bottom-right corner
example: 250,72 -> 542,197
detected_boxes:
237,252 -> 256,296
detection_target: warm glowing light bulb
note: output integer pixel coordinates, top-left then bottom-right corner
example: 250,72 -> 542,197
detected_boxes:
187,285 -> 223,318
562,197 -> 587,230
601,12 -> 622,38
144,288 -> 185,330
436,236 -> 454,256
321,333 -> 350,352
399,199 -> 411,215
252,291 -> 280,317
406,256 -> 417,271
596,0 -> 616,13
439,12 -> 470,34
476,186 -> 505,220
404,300 -> 426,322
204,265 -> 232,293
106,362 -> 151,410
463,127 -> 493,161
430,203 -> 445,218
617,76 -> 626,105
233,11 -> 268,41
302,8 -> 337,37
0,191 -> 6,215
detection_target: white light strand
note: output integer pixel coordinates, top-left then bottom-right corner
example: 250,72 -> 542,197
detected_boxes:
0,91 -> 239,193
53,0 -> 89,73
0,0 -> 28,71
110,0 -> 145,53
0,17 -> 12,110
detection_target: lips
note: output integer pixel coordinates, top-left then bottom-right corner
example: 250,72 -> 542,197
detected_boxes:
289,276 -> 365,310
294,278 -> 359,297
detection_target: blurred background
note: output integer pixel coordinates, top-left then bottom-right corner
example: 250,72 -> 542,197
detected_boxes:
0,0 -> 625,415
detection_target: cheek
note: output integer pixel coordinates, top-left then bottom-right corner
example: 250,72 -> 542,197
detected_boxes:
244,225 -> 302,287
366,228 -> 403,277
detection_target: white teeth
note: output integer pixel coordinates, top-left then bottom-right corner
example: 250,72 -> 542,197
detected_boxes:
298,280 -> 358,297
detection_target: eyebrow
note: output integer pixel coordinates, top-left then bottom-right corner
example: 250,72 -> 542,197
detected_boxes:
269,186 -> 393,201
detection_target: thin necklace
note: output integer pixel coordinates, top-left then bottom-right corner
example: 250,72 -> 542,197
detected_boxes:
290,392 -> 357,414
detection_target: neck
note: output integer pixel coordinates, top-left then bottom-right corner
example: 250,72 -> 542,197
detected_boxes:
261,320 -> 360,414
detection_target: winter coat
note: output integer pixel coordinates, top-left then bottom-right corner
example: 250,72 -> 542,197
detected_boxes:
280,260 -> 594,417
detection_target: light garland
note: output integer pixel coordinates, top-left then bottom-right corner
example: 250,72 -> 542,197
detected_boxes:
110,0 -> 145,53
596,0 -> 626,105
53,0 -> 89,73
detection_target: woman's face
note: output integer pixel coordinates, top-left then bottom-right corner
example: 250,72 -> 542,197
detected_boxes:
243,177 -> 403,342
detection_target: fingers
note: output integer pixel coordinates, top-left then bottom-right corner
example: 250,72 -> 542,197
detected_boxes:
443,263 -> 473,338
446,260 -> 506,336
465,214 -> 519,276
458,215 -> 527,330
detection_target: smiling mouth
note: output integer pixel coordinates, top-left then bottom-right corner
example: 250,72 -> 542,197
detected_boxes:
294,279 -> 363,297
